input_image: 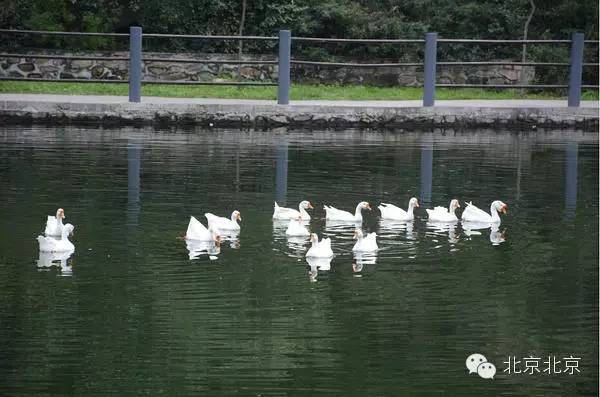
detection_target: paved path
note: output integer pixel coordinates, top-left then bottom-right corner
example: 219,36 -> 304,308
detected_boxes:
0,93 -> 598,108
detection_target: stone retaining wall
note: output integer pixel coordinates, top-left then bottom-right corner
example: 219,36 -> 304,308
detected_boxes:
0,51 -> 535,86
1,97 -> 596,130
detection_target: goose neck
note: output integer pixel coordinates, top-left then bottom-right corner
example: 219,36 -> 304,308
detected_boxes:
490,204 -> 501,223
354,204 -> 364,220
299,206 -> 309,219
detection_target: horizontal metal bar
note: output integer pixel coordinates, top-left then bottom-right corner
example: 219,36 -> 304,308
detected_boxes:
439,61 -> 598,67
1,54 -> 596,68
439,39 -> 572,44
143,33 -> 277,41
0,53 -> 129,61
143,57 -> 277,64
2,76 -> 596,89
0,28 -> 127,37
0,77 -> 128,83
292,37 -> 424,43
1,29 -> 598,46
0,76 -> 407,89
438,61 -> 569,66
437,83 -> 569,88
0,76 -> 277,86
141,80 -> 277,86
291,60 -> 422,67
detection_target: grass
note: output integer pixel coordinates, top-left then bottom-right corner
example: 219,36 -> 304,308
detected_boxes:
0,80 -> 598,101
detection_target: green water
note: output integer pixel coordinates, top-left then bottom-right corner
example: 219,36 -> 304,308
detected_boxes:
0,127 -> 597,396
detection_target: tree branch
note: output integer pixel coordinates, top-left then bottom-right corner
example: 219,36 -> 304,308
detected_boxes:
521,0 -> 535,63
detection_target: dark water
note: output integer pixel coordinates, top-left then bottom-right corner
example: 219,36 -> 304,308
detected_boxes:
0,126 -> 597,396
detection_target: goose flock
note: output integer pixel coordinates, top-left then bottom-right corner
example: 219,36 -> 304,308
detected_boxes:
36,198 -> 507,270
179,197 -> 508,261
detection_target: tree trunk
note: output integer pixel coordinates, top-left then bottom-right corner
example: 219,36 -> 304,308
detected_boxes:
520,0 -> 535,86
237,0 -> 247,81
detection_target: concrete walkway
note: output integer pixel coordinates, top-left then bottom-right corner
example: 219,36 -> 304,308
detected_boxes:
0,94 -> 598,129
0,93 -> 598,108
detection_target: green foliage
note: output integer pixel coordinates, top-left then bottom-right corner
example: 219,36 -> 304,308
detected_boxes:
0,0 -> 597,83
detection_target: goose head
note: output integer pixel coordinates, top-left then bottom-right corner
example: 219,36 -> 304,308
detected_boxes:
300,200 -> 314,210
409,197 -> 419,209
309,233 -> 319,245
358,201 -> 372,211
449,199 -> 460,213
231,210 -> 242,222
492,201 -> 508,214
56,208 -> 65,219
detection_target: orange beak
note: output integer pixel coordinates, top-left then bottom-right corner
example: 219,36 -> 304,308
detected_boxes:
366,203 -> 372,210
237,214 -> 242,221
415,202 -> 420,208
308,202 -> 314,209
501,204 -> 508,214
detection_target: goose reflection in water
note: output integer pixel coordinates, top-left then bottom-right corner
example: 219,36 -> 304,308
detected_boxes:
186,239 -> 221,260
352,251 -> 378,276
306,256 -> 333,282
461,222 -> 507,246
379,219 -> 416,240
490,225 -> 507,246
425,221 -> 460,244
286,236 -> 309,258
325,219 -> 360,234
37,250 -> 74,275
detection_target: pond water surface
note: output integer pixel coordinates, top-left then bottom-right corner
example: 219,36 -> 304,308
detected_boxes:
0,127 -> 597,396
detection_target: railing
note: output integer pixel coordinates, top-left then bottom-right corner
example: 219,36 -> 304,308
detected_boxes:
0,27 -> 598,107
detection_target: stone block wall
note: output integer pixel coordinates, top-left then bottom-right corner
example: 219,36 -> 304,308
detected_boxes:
0,50 -> 535,86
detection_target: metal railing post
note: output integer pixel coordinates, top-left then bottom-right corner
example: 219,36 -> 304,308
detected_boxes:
423,32 -> 438,107
277,30 -> 291,105
567,32 -> 584,107
129,26 -> 142,103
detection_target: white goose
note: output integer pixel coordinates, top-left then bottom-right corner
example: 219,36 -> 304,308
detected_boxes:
205,210 -> 241,232
185,216 -> 220,242
38,224 -> 75,253
44,208 -> 69,237
461,200 -> 508,224
379,197 -> 419,221
324,201 -> 371,222
306,233 -> 334,258
285,217 -> 310,237
426,199 -> 460,223
352,229 -> 378,252
273,200 -> 314,221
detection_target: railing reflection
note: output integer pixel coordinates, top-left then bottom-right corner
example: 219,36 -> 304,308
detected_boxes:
127,139 -> 141,228
275,138 -> 288,206
564,142 -> 578,219
420,138 -> 433,206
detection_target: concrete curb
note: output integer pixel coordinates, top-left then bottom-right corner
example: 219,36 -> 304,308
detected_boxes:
0,96 -> 598,130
